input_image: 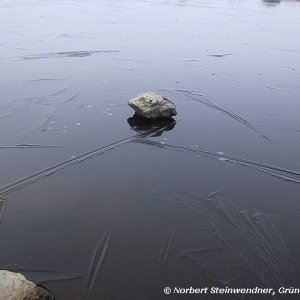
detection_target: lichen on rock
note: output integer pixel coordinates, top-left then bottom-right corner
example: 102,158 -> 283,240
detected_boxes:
0,270 -> 53,300
128,92 -> 177,119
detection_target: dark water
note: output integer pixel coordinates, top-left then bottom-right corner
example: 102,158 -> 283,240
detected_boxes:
1,0 -> 300,299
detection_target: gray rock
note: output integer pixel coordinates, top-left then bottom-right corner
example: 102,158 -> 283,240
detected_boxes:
0,270 -> 53,300
128,92 -> 177,119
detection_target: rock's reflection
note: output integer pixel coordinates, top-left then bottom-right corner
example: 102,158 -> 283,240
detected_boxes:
127,114 -> 176,137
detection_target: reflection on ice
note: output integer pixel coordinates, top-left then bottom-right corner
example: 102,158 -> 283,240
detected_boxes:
127,113 -> 176,137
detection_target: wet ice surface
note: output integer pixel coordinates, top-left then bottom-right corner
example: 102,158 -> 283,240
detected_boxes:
0,0 -> 300,299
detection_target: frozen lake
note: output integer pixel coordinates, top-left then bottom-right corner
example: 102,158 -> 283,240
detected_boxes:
0,0 -> 300,299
